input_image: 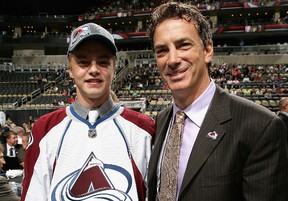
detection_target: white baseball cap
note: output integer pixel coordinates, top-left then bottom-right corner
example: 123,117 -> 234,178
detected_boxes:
67,23 -> 117,55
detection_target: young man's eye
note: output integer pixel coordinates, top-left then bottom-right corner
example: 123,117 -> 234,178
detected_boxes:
78,60 -> 89,66
98,59 -> 110,66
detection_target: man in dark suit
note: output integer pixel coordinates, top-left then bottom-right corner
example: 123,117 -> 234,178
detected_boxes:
2,130 -> 24,171
0,144 -> 20,201
146,2 -> 288,200
277,97 -> 288,138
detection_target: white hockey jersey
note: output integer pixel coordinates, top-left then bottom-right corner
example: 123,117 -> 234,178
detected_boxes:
22,104 -> 155,201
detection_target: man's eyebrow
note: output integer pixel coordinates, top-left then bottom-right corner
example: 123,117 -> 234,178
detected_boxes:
154,44 -> 166,51
175,37 -> 192,44
154,38 -> 192,50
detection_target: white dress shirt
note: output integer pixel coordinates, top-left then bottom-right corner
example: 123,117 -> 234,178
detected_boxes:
176,80 -> 216,196
157,80 -> 217,199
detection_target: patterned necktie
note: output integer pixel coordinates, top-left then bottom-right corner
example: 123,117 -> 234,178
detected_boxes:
158,111 -> 186,201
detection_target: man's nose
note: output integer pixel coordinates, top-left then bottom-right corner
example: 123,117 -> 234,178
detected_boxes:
167,48 -> 181,67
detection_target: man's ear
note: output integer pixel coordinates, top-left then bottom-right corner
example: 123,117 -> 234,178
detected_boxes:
205,42 -> 214,64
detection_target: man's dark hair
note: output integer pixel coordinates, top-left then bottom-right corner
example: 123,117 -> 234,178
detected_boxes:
147,1 -> 213,70
147,1 -> 213,50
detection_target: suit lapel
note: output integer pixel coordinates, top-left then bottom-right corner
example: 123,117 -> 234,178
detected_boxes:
179,87 -> 232,197
3,145 -> 8,156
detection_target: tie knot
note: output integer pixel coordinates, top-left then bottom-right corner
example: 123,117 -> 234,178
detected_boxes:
88,110 -> 99,123
175,111 -> 186,123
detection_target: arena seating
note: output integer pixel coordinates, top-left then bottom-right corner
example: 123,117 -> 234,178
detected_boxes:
1,58 -> 287,121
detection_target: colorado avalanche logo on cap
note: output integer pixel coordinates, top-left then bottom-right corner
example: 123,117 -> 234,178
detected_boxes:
70,25 -> 93,50
51,153 -> 133,200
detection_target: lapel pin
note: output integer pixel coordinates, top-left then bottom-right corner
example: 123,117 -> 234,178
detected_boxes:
207,131 -> 218,140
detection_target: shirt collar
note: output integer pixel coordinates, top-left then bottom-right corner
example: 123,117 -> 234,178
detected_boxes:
173,79 -> 216,127
279,111 -> 288,116
6,144 -> 14,149
72,96 -> 116,119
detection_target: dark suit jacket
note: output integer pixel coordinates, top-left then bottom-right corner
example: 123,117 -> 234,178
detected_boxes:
277,112 -> 288,142
148,86 -> 288,201
0,176 -> 20,201
2,144 -> 24,170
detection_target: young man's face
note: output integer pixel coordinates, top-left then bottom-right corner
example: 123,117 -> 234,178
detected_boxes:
68,40 -> 116,108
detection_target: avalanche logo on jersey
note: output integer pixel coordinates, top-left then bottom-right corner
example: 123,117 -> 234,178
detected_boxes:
51,153 -> 133,200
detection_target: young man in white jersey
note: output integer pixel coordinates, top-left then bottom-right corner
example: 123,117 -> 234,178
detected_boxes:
21,22 -> 155,201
